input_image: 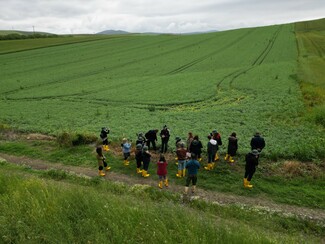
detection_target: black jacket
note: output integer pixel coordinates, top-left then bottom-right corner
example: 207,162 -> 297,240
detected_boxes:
145,130 -> 157,141
250,135 -> 265,151
227,136 -> 238,156
190,140 -> 203,154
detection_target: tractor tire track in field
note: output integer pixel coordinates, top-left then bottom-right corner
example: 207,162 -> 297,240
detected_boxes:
307,35 -> 325,58
1,152 -> 325,225
0,35 -> 219,98
166,29 -> 256,75
218,26 -> 282,89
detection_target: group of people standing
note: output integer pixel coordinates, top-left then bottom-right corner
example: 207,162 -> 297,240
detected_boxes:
96,126 -> 266,193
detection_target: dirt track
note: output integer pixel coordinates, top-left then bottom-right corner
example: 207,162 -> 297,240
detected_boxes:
1,152 -> 325,225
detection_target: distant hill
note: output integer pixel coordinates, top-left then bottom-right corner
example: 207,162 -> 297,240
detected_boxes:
96,29 -> 218,35
0,30 -> 53,36
96,30 -> 130,35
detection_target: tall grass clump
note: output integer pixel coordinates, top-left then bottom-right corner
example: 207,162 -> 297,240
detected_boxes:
0,170 -> 321,243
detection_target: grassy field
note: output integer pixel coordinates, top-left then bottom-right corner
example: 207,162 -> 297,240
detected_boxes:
0,18 -> 325,243
296,18 -> 325,128
1,20 -> 324,161
0,161 -> 323,243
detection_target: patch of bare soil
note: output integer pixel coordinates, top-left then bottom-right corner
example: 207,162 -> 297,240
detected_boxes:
1,152 -> 325,225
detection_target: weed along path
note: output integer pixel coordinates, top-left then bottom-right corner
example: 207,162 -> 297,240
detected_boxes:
1,152 -> 325,224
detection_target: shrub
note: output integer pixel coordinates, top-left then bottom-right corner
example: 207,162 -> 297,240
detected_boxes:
72,133 -> 97,146
56,132 -> 97,147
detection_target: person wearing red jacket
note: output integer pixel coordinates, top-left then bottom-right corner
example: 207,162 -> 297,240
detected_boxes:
156,154 -> 168,189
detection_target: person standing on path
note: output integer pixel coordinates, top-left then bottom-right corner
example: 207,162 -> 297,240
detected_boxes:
176,142 -> 187,177
142,145 -> 151,177
244,149 -> 260,188
205,135 -> 218,170
160,125 -> 170,153
224,132 -> 238,164
184,153 -> 200,194
156,154 -> 168,189
189,135 -> 203,161
100,127 -> 110,151
145,129 -> 158,150
121,138 -> 131,166
96,146 -> 111,176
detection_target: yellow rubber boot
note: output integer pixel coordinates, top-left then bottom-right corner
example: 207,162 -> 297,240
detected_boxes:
243,178 -> 247,187
164,179 -> 169,187
98,170 -> 105,176
215,153 -> 219,161
184,186 -> 189,195
176,170 -> 182,178
158,181 -> 163,189
246,181 -> 253,188
211,162 -> 216,169
142,170 -> 150,178
182,169 -> 186,177
192,185 -> 196,194
224,154 -> 229,161
229,156 -> 235,163
204,163 -> 212,170
105,166 -> 111,171
136,168 -> 143,174
106,145 -> 110,151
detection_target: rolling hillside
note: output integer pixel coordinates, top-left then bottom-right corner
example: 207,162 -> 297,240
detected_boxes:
0,19 -> 324,160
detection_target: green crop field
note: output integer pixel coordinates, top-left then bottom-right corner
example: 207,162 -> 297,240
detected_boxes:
0,20 -> 324,161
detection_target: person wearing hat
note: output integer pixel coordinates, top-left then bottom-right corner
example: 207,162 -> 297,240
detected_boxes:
100,127 -> 110,151
136,132 -> 146,147
121,138 -> 131,166
250,132 -> 265,152
142,145 -> 151,177
160,125 -> 170,153
135,144 -> 143,174
244,149 -> 260,188
224,132 -> 238,163
145,129 -> 158,150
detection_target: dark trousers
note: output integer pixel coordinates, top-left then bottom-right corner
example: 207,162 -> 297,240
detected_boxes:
161,139 -> 168,153
136,159 -> 142,169
147,140 -> 156,150
244,166 -> 256,181
143,161 -> 150,171
123,152 -> 130,160
208,152 -> 216,163
186,175 -> 197,186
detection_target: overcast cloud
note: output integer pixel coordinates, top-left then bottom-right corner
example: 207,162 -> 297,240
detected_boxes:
0,0 -> 324,34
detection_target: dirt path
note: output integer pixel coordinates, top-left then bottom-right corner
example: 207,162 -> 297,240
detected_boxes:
1,152 -> 324,225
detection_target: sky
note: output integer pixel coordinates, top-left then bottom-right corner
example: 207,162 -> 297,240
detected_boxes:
0,0 -> 324,34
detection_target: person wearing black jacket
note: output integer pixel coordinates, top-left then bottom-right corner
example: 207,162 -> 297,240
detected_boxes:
189,135 -> 203,161
160,125 -> 170,153
244,149 -> 259,188
145,129 -> 158,150
224,132 -> 238,163
250,132 -> 265,152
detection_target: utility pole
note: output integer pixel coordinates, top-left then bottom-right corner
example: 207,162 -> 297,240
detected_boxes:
33,26 -> 35,34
